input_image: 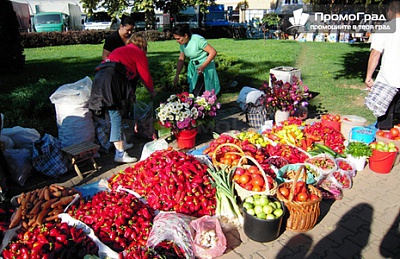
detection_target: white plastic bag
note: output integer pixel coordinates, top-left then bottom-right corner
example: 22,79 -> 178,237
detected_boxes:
3,148 -> 33,186
49,77 -> 95,148
134,101 -> 154,139
140,139 -> 168,161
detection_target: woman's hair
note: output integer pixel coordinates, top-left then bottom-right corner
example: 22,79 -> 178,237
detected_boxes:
128,33 -> 148,52
172,24 -> 192,38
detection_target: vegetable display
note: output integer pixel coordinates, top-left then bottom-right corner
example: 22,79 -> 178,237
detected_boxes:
109,148 -> 217,217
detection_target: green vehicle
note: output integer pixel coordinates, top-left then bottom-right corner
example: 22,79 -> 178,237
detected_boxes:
33,3 -> 83,32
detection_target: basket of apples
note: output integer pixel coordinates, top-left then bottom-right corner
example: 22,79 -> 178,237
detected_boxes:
368,141 -> 399,174
276,165 -> 322,232
375,127 -> 400,150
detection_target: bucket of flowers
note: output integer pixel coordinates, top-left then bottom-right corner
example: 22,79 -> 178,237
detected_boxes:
259,74 -> 311,125
156,90 -> 221,149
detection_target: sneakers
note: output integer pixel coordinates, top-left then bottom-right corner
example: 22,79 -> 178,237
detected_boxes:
124,142 -> 134,151
114,152 -> 137,163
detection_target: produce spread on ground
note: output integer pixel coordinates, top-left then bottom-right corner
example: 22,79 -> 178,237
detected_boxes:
1,115 -> 399,259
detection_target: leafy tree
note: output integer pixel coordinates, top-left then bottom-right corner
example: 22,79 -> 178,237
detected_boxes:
0,0 -> 25,75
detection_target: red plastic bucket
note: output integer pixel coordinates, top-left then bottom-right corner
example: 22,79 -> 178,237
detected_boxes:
175,128 -> 197,149
369,149 -> 397,174
321,119 -> 341,132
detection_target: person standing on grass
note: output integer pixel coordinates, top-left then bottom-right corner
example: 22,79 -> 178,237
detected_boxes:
172,24 -> 221,96
365,0 -> 400,130
89,34 -> 157,163
102,15 -> 135,61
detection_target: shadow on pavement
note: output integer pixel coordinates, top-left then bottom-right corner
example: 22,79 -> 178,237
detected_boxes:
278,203 -> 373,258
380,211 -> 400,258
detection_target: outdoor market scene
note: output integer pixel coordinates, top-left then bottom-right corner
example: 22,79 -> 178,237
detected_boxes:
1,64 -> 400,258
2,0 -> 400,257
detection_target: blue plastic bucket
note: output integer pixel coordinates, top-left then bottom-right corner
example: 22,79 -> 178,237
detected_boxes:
349,126 -> 376,144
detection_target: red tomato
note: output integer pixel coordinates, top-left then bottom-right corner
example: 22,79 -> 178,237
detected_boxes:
244,183 -> 253,191
384,132 -> 393,140
390,128 -> 399,138
252,185 -> 262,192
377,130 -> 385,137
235,167 -> 246,176
279,187 -> 290,198
310,194 -> 320,201
233,174 -> 241,183
252,175 -> 265,187
297,192 -> 309,202
248,165 -> 259,175
239,174 -> 251,185
334,115 -> 341,122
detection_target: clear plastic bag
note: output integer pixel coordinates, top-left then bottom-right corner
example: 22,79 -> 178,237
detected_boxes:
190,216 -> 227,259
147,211 -> 196,259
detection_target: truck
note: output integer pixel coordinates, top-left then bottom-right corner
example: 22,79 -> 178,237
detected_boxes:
204,4 -> 230,27
11,0 -> 31,32
33,3 -> 83,32
84,11 -> 119,30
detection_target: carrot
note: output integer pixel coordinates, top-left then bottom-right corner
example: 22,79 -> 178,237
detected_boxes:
36,209 -> 51,225
29,190 -> 37,203
50,184 -> 64,191
30,200 -> 45,216
44,214 -> 60,222
22,192 -> 31,209
21,221 -> 29,230
9,207 -> 22,229
41,198 -> 59,210
44,187 -> 51,201
51,190 -> 62,198
28,215 -> 38,226
50,195 -> 75,208
38,187 -> 45,200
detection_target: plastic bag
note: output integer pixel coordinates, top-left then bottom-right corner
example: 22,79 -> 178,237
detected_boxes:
3,148 -> 33,186
31,134 -> 69,178
190,216 -> 227,259
147,211 -> 196,259
326,169 -> 353,190
140,139 -> 168,161
133,101 -> 154,139
275,163 -> 319,185
0,135 -> 14,149
1,126 -> 40,149
50,77 -> 95,148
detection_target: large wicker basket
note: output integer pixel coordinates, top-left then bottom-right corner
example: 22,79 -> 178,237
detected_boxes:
276,165 -> 322,232
234,155 -> 277,200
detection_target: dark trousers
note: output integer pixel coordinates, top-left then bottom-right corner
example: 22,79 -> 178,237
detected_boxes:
193,74 -> 205,97
378,91 -> 400,130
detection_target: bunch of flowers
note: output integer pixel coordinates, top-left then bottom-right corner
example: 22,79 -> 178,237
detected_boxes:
260,74 -> 310,113
156,90 -> 221,132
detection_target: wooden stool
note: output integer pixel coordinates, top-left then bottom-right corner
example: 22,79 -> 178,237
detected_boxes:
62,141 -> 100,180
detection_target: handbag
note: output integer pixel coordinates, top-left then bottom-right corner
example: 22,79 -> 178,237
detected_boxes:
365,81 -> 398,117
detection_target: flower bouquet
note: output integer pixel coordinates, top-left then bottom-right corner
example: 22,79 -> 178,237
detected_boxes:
260,74 -> 310,114
156,90 -> 221,147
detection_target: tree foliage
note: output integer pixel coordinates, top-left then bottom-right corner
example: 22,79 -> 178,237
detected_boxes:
0,0 -> 25,75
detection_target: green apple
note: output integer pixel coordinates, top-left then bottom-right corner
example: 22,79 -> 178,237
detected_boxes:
389,148 -> 397,152
246,208 -> 255,216
256,212 -> 266,219
382,145 -> 389,152
244,196 -> 254,204
269,202 -> 277,210
243,202 -> 254,210
370,143 -> 377,149
273,208 -> 284,218
259,196 -> 270,206
388,142 -> 396,149
274,201 -> 282,209
262,204 -> 274,214
266,214 -> 276,220
254,205 -> 263,215
253,198 -> 261,206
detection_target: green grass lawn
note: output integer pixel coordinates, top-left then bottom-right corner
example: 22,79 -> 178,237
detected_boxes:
0,38 -> 375,136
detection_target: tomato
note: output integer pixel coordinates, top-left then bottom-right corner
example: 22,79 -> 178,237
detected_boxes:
244,183 -> 253,191
247,165 -> 259,175
233,174 -> 241,183
334,115 -> 341,122
310,194 -> 320,201
239,174 -> 251,185
279,187 -> 290,198
297,192 -> 309,202
384,131 -> 393,139
235,167 -> 245,176
252,185 -> 262,192
252,175 -> 265,187
390,128 -> 399,138
377,130 -> 385,137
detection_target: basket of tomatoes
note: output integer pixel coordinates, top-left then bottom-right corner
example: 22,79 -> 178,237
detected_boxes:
211,143 -> 245,168
233,155 -> 277,201
276,165 -> 322,232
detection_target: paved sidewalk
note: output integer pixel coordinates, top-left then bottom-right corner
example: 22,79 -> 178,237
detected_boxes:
7,106 -> 400,259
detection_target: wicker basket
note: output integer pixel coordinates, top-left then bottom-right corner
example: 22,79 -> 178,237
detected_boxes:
211,143 -> 245,168
234,155 -> 277,200
276,165 -> 322,232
